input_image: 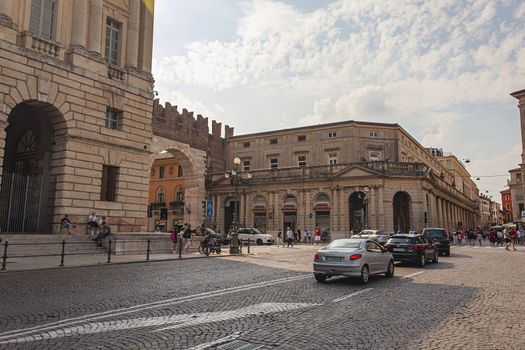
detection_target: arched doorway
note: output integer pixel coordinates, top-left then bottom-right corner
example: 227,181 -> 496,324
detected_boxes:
0,101 -> 63,233
393,191 -> 411,233
252,195 -> 267,232
314,193 -> 331,241
349,192 -> 367,233
282,195 -> 297,232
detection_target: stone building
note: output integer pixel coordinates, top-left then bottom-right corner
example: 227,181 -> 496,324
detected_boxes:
206,120 -> 479,239
500,188 -> 512,223
0,0 -> 155,233
507,168 -> 523,224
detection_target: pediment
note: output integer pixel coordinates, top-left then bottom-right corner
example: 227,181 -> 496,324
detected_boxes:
331,165 -> 382,179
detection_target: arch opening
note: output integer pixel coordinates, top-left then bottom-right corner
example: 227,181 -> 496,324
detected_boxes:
393,191 -> 411,233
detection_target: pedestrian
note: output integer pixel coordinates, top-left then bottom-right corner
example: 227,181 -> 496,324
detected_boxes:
303,229 -> 308,243
476,231 -> 483,246
182,224 -> 192,254
496,229 -> 504,246
94,222 -> 111,247
314,225 -> 321,245
510,228 -> 517,251
296,228 -> 301,244
170,228 -> 178,253
60,214 -> 75,234
286,227 -> 294,247
276,229 -> 283,247
87,212 -> 98,236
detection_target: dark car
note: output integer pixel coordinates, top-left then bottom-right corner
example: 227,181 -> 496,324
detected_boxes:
193,228 -> 230,245
384,234 -> 439,267
422,228 -> 450,256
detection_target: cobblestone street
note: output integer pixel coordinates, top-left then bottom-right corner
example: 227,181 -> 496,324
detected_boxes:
0,245 -> 523,350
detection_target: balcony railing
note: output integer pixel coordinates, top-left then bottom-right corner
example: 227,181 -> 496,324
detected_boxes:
169,201 -> 185,211
108,65 -> 124,80
150,202 -> 166,210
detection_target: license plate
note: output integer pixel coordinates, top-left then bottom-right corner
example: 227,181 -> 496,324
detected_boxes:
325,256 -> 344,262
393,248 -> 405,252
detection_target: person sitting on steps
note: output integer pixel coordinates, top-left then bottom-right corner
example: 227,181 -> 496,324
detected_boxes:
94,222 -> 111,247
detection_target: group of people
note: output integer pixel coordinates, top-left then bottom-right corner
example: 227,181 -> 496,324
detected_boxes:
276,225 -> 323,247
169,223 -> 193,254
87,212 -> 111,247
448,227 -> 521,251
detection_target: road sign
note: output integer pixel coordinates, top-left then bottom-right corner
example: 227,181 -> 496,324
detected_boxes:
309,212 -> 313,219
206,200 -> 213,217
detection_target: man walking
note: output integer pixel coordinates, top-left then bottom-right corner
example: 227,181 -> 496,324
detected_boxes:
286,227 -> 294,247
314,225 -> 321,245
276,229 -> 283,247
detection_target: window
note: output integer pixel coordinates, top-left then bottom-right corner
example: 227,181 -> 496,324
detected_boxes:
270,158 -> 278,169
243,160 -> 251,171
329,152 -> 337,165
150,168 -> 155,177
517,173 -> 522,183
328,132 -> 337,138
297,135 -> 306,142
178,165 -> 184,177
106,108 -> 122,130
175,187 -> 185,202
369,151 -> 381,161
156,188 -> 166,203
298,155 -> 307,167
506,204 -> 510,210
101,165 -> 118,202
105,18 -> 121,65
369,131 -> 378,137
29,0 -> 56,40
243,142 -> 251,148
270,138 -> 278,145
519,203 -> 524,213
159,166 -> 165,179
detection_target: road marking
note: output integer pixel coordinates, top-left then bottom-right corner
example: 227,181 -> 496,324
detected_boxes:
0,274 -> 310,341
401,271 -> 424,279
186,332 -> 242,350
332,288 -> 373,303
0,303 -> 320,344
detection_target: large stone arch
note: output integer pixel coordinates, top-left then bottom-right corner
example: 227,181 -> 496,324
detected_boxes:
393,191 -> 412,233
150,135 -> 207,229
0,99 -> 68,233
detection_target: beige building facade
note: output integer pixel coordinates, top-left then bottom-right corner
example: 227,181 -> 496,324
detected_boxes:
0,0 -> 155,233
207,121 -> 479,239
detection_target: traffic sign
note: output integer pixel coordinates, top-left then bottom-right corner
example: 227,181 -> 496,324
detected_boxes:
206,200 -> 213,217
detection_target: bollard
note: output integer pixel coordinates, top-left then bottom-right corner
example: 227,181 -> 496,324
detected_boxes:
247,237 -> 250,254
146,239 -> 151,261
239,238 -> 242,254
59,240 -> 66,267
178,238 -> 182,259
1,241 -> 8,271
107,239 -> 112,263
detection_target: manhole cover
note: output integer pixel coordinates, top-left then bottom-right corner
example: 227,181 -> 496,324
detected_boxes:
217,340 -> 267,350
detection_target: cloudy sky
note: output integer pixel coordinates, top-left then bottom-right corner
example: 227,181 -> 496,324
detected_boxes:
152,0 -> 525,203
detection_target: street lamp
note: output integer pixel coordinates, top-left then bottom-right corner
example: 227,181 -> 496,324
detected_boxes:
225,157 -> 252,254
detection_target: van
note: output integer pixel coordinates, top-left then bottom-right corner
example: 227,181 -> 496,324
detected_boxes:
421,228 -> 450,256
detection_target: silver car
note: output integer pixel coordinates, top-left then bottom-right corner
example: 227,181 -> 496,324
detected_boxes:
313,238 -> 395,284
353,229 -> 391,245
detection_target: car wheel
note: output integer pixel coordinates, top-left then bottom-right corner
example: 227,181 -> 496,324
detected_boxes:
433,251 -> 439,263
215,247 -> 221,255
445,249 -> 450,257
418,254 -> 426,267
256,239 -> 263,245
197,245 -> 203,254
360,265 -> 369,284
314,273 -> 326,283
385,260 -> 394,277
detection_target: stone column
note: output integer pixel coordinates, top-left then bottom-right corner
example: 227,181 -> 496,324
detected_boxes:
0,0 -> 13,22
140,0 -> 154,72
88,0 -> 103,55
340,188 -> 347,231
239,191 -> 246,226
126,0 -> 140,68
378,187 -> 385,230
369,187 -> 376,229
436,197 -> 442,227
71,0 -> 88,48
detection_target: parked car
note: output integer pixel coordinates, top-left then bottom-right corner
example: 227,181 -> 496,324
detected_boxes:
192,228 -> 230,245
384,234 -> 439,267
353,229 -> 391,245
421,228 -> 450,256
237,228 -> 274,245
313,238 -> 395,284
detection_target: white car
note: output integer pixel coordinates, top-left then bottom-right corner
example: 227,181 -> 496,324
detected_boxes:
237,228 -> 274,245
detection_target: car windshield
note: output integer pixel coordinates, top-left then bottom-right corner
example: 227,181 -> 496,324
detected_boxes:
358,230 -> 376,235
425,230 -> 446,239
327,240 -> 362,249
251,228 -> 265,235
389,237 -> 414,244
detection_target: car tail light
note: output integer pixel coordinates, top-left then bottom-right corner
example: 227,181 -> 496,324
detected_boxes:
314,253 -> 321,261
407,245 -> 425,251
384,244 -> 391,250
349,254 -> 362,261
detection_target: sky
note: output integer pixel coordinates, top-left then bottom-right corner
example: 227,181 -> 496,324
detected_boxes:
151,0 -> 525,204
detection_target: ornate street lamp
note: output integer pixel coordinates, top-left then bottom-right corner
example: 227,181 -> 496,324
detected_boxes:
225,157 -> 252,254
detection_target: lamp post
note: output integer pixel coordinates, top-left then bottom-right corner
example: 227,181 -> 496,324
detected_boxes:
362,187 -> 369,230
225,157 -> 252,254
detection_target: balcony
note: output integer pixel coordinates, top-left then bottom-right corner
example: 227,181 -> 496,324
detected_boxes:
19,31 -> 64,59
169,201 -> 185,211
150,202 -> 166,210
108,65 -> 124,80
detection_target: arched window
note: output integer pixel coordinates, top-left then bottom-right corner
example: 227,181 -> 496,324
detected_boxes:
254,196 -> 266,206
178,165 -> 184,177
283,195 -> 297,206
16,129 -> 37,154
175,187 -> 185,202
156,188 -> 166,204
314,193 -> 330,204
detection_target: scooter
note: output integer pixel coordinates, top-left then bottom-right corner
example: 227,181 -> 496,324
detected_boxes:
198,238 -> 222,256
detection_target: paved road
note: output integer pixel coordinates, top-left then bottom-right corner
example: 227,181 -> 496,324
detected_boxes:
0,245 -> 523,349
